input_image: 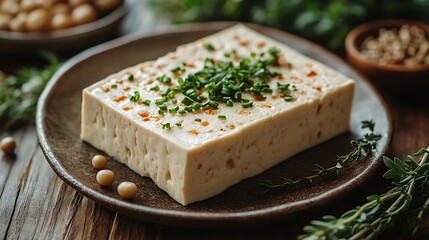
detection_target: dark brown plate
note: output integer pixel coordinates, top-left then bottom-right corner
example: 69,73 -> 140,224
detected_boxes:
36,22 -> 392,227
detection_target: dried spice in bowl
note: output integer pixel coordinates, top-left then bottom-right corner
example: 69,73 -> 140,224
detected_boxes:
359,24 -> 429,67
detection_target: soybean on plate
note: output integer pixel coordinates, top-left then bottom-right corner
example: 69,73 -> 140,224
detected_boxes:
36,22 -> 391,227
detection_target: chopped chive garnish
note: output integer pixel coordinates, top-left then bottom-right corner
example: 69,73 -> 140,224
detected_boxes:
162,122 -> 171,129
277,82 -> 290,91
158,109 -> 165,115
284,95 -> 293,102
130,91 -> 140,101
208,100 -> 218,109
251,52 -> 256,58
181,96 -> 194,106
169,106 -> 179,113
195,118 -> 202,122
193,103 -> 202,110
155,99 -> 165,106
178,109 -> 186,114
156,75 -> 171,84
159,105 -> 167,111
242,101 -> 253,108
170,66 -> 183,73
175,123 -> 182,127
205,43 -> 215,51
172,99 -> 178,104
111,84 -> 117,89
128,74 -> 134,81
150,85 -> 160,91
218,115 -> 227,120
226,100 -> 233,107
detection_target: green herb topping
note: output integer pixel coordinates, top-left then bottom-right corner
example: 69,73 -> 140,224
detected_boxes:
130,91 -> 140,102
128,74 -> 134,81
205,43 -> 216,51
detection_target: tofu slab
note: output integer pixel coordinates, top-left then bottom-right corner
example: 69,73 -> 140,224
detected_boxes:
81,25 -> 354,205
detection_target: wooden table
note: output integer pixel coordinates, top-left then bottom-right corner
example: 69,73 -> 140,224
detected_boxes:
1,9 -> 428,240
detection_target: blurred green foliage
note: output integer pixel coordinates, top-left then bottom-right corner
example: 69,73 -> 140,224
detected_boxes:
0,52 -> 61,128
147,0 -> 429,51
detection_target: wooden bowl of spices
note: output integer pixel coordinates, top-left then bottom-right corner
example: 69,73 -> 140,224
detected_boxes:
345,19 -> 429,95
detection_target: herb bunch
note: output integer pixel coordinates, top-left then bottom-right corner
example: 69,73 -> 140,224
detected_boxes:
0,52 -> 61,128
298,147 -> 429,240
147,0 -> 429,51
259,120 -> 382,194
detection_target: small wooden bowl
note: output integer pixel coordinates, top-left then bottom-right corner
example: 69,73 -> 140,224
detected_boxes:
345,19 -> 429,95
0,1 -> 126,56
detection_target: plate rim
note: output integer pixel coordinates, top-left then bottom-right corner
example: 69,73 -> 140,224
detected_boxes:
36,21 -> 392,225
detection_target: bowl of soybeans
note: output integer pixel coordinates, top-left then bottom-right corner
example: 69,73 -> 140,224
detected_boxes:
346,19 -> 429,95
0,0 -> 125,55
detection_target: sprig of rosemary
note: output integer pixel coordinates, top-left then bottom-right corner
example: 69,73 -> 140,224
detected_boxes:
298,147 -> 429,240
259,120 -> 382,194
0,52 -> 61,128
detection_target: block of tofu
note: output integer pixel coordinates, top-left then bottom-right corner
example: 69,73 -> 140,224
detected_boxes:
81,25 -> 354,205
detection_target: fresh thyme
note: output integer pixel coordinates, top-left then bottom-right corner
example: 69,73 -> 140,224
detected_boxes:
259,120 -> 382,194
0,52 -> 62,128
298,147 -> 429,240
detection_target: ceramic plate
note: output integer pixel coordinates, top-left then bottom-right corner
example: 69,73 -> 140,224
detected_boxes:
36,22 -> 391,227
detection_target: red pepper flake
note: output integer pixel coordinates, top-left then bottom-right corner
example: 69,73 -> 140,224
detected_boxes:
277,75 -> 284,80
188,129 -> 199,135
123,86 -> 131,91
254,96 -> 265,101
201,121 -> 209,126
114,96 -> 127,102
147,79 -> 154,84
123,106 -> 132,111
151,116 -> 160,121
307,70 -> 317,77
156,64 -> 165,70
186,63 -> 196,68
139,111 -> 149,118
257,41 -> 266,49
227,124 -> 236,130
204,109 -> 219,115
315,86 -> 322,92
238,109 -> 251,115
116,80 -> 124,84
239,40 -> 249,46
102,87 -> 110,93
143,117 -> 150,121
260,103 -> 273,108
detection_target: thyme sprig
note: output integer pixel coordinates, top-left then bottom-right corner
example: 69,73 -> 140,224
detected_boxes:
259,120 -> 382,194
298,147 -> 429,240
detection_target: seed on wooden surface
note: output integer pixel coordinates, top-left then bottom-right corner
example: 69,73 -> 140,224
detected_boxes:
1,136 -> 16,156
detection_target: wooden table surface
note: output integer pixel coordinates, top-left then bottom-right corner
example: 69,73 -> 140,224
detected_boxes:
1,5 -> 428,239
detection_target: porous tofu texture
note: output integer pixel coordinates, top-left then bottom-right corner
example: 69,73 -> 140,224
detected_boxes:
81,25 -> 354,205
